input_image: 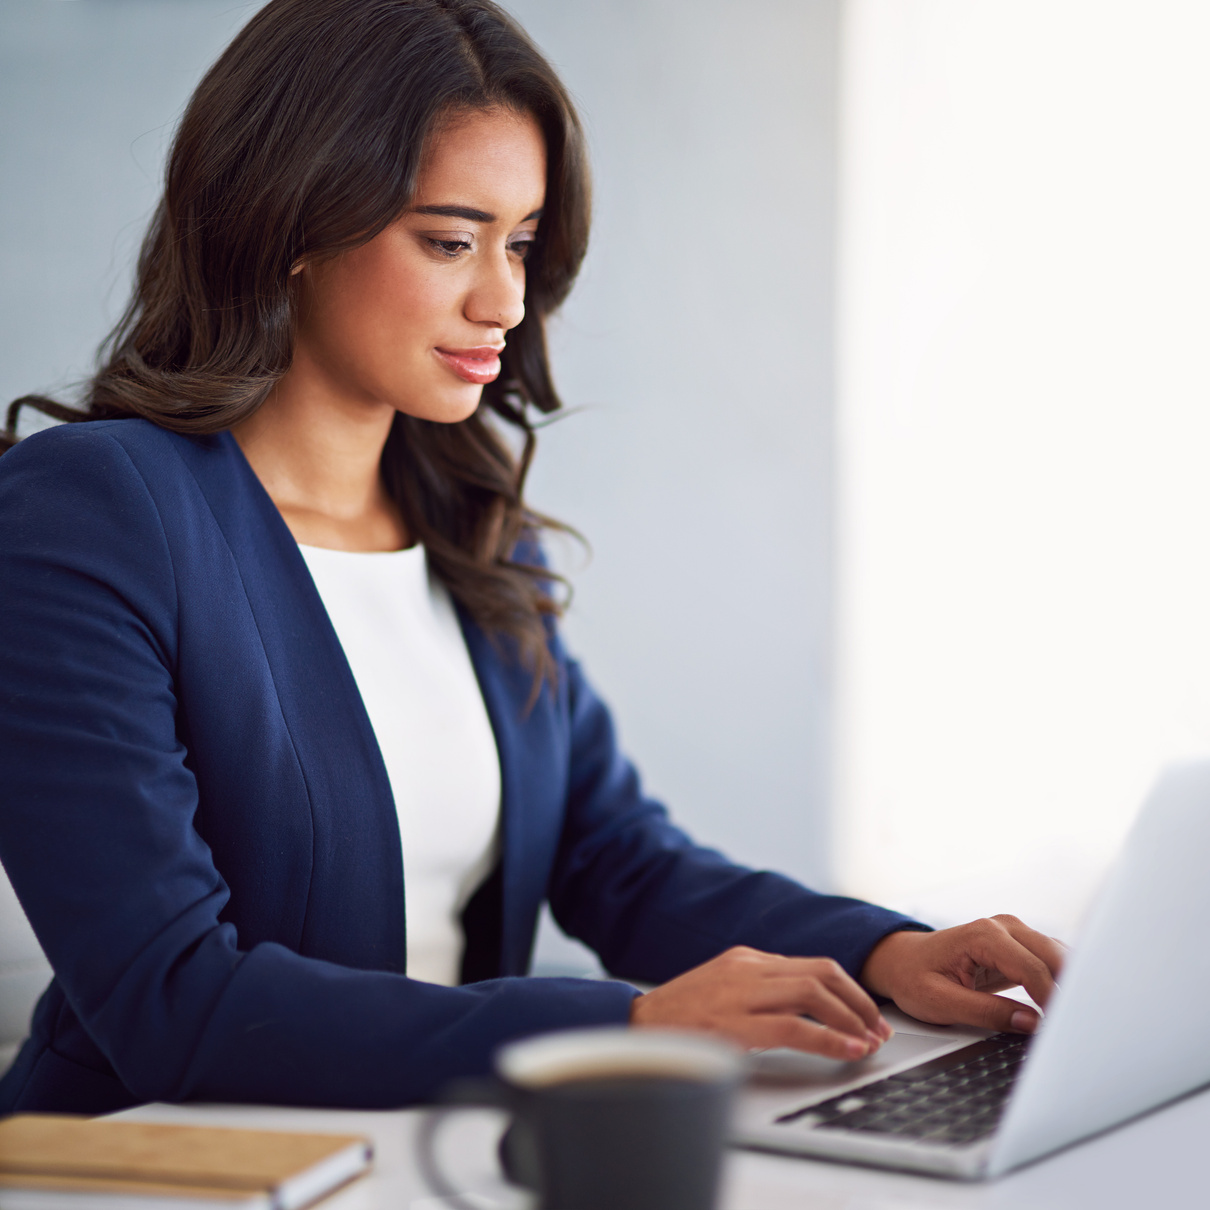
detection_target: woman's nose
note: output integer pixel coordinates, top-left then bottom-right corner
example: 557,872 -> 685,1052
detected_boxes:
464,250 -> 525,331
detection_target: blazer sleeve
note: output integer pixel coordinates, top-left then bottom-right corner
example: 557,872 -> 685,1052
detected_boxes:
545,637 -> 929,985
0,429 -> 635,1111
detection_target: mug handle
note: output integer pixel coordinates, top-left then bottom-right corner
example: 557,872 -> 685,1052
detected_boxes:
416,1077 -> 511,1209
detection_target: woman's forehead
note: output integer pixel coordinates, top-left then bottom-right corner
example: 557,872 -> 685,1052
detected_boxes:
412,107 -> 547,219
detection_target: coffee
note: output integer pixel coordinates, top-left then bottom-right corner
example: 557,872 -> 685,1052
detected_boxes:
498,1030 -> 740,1090
419,1027 -> 743,1210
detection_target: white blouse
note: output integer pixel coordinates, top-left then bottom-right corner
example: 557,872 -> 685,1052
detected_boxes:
298,543 -> 502,986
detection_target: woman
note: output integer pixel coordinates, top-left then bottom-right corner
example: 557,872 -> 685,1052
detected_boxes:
0,0 -> 1061,1115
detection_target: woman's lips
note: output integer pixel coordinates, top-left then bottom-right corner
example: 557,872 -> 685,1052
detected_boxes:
434,346 -> 503,385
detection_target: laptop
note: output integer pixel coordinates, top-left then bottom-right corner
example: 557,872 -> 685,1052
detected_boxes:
732,760 -> 1210,1179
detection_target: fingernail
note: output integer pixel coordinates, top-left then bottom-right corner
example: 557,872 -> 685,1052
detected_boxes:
844,1036 -> 868,1059
877,1017 -> 894,1041
1010,1010 -> 1037,1033
865,1030 -> 884,1050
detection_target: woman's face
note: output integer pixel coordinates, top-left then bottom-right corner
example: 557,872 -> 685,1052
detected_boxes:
290,106 -> 547,424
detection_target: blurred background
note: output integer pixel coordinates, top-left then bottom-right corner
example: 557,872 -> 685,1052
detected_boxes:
1,0 -> 1208,1056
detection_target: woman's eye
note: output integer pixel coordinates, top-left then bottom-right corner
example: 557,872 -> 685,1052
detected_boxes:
508,236 -> 535,261
427,238 -> 472,259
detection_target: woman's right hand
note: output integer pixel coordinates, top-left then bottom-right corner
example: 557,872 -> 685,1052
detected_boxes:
629,945 -> 893,1059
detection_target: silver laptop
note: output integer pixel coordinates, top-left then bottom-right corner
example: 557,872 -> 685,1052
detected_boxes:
733,760 -> 1210,1179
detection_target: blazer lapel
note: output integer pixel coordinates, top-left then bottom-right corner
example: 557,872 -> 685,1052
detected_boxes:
179,431 -> 407,973
459,613 -> 568,976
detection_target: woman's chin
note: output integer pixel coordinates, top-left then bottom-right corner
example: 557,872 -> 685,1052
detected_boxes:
393,385 -> 485,426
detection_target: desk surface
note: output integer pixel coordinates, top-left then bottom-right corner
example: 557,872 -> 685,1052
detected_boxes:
119,1076 -> 1209,1210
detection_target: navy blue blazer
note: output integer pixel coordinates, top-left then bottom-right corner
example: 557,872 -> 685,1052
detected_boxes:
0,419 -> 922,1115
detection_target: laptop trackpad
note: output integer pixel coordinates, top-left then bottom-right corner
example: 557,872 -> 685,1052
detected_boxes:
747,1029 -> 957,1089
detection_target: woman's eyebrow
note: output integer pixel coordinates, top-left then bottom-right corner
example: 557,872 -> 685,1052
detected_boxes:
412,204 -> 544,223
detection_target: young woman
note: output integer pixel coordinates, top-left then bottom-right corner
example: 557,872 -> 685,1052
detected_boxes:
0,0 -> 1062,1115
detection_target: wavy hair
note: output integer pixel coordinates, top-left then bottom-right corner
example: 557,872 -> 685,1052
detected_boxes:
3,0 -> 590,686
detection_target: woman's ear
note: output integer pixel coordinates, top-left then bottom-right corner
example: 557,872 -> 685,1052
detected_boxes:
290,261 -> 306,276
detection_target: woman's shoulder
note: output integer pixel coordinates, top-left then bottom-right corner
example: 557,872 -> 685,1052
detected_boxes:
2,417 -> 217,472
0,418 -> 240,555
0,419 -> 238,520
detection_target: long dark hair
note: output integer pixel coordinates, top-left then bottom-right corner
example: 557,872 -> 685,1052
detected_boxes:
3,0 -> 590,685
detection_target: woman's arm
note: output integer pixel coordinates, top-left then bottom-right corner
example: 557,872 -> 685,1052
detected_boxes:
0,425 -> 635,1111
542,632 -> 925,1057
545,643 -> 926,984
544,619 -> 1063,1051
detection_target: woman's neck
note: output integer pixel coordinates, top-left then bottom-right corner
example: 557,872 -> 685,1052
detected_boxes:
231,371 -> 410,553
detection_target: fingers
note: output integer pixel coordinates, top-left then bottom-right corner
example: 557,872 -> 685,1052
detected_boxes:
629,946 -> 893,1060
866,915 -> 1070,1032
753,978 -> 880,1046
751,956 -> 888,1037
964,918 -> 1058,1010
993,914 -> 1067,983
914,976 -> 1041,1034
741,1013 -> 877,1061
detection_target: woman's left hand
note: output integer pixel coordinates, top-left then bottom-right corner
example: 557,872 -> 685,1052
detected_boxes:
859,915 -> 1067,1034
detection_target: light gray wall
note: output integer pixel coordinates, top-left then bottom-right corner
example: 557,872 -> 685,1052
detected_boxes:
0,0 -> 840,991
512,0 -> 839,878
0,1 -> 260,418
506,0 -> 842,965
0,0 -> 260,1065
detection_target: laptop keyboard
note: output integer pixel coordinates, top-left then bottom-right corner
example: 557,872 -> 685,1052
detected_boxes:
775,1033 -> 1033,1146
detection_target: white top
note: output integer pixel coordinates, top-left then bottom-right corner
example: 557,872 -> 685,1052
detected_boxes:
298,543 -> 501,986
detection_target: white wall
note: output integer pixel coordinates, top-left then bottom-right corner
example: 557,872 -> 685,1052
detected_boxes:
0,0 -> 842,990
836,0 -> 1210,936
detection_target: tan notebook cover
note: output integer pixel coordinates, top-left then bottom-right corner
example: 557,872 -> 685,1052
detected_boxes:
0,1115 -> 372,1206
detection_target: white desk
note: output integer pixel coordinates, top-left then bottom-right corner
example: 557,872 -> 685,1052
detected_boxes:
119,1077 -> 1210,1210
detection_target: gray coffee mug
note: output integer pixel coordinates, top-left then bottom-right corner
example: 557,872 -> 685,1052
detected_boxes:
418,1027 -> 744,1210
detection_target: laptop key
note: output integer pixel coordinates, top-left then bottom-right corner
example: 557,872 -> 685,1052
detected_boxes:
777,1032 -> 1033,1145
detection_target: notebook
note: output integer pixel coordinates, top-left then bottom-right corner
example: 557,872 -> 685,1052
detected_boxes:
0,1114 -> 373,1210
